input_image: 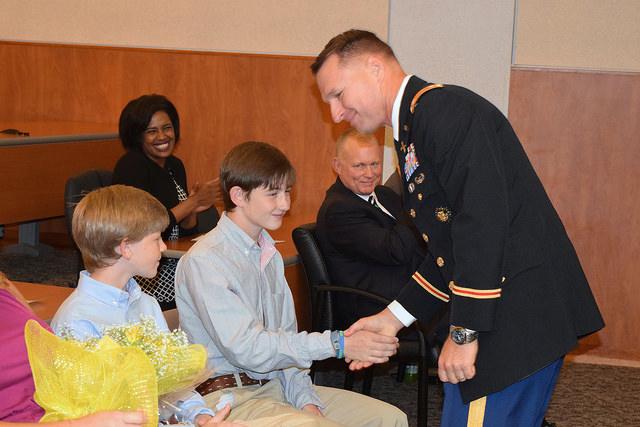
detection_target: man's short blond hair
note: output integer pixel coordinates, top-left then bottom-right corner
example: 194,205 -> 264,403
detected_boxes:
72,185 -> 169,271
335,128 -> 379,157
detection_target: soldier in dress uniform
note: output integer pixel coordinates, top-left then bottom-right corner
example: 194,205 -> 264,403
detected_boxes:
311,29 -> 604,427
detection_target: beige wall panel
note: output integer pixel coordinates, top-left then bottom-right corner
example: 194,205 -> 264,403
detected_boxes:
389,0 -> 515,114
384,0 -> 515,179
515,0 -> 640,71
0,0 -> 388,55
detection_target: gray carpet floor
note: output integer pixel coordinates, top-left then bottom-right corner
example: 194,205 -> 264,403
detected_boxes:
2,245 -> 639,427
314,361 -> 640,427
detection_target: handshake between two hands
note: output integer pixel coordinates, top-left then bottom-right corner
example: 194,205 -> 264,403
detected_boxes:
342,307 -> 480,384
342,308 -> 404,371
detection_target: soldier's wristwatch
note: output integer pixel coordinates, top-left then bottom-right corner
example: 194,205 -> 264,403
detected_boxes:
450,326 -> 479,345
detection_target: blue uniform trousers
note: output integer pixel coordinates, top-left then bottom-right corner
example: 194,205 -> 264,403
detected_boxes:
441,358 -> 563,427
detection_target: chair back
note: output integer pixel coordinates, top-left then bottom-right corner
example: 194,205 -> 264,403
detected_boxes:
196,206 -> 220,234
64,169 -> 112,276
292,223 -> 338,331
294,224 -> 436,426
64,169 -> 113,235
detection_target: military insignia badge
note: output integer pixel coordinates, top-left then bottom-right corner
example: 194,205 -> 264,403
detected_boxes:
435,207 -> 452,223
403,143 -> 419,181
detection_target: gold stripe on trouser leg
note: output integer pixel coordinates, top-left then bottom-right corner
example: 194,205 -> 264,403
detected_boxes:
467,396 -> 487,427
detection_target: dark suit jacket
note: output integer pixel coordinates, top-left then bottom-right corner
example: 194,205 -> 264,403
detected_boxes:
316,177 -> 443,326
393,76 -> 604,402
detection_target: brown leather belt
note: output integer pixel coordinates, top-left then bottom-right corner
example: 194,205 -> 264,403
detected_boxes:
196,372 -> 269,396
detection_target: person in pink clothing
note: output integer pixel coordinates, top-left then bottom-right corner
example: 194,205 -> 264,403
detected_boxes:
0,274 -> 49,423
0,271 -> 146,426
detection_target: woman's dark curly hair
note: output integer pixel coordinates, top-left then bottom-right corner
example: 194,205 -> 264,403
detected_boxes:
118,94 -> 180,150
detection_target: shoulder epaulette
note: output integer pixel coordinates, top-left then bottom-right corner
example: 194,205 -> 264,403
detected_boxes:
410,84 -> 444,114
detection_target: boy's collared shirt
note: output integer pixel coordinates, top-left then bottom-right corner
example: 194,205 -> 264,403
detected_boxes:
51,270 -> 214,424
176,213 -> 335,410
51,271 -> 167,340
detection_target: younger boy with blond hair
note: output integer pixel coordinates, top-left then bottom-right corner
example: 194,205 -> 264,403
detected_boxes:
51,185 -> 238,427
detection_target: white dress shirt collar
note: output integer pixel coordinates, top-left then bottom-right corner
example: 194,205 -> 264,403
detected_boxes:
356,191 -> 395,219
356,192 -> 375,203
391,74 -> 413,141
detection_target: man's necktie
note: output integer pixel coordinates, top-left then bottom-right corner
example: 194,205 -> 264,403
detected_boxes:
368,194 -> 395,219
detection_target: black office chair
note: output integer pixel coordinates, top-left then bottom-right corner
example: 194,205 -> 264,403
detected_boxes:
64,169 -> 113,276
64,169 -> 113,233
196,207 -> 220,234
292,222 -> 437,427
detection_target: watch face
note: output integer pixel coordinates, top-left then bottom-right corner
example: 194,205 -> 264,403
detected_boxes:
451,328 -> 466,344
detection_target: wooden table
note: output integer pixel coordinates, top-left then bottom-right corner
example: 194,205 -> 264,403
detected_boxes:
14,281 -> 74,323
0,120 -> 121,255
0,120 -> 118,145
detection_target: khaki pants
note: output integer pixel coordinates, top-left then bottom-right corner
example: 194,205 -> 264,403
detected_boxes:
202,378 -> 408,427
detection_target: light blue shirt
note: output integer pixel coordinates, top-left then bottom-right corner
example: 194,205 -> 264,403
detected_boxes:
51,270 -> 214,424
176,213 -> 335,410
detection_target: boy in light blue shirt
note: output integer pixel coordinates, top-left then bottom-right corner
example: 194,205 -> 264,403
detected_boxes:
176,142 -> 407,426
51,185 -> 238,427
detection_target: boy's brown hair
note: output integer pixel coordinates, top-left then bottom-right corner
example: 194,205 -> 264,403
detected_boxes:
72,185 -> 169,271
220,141 -> 296,211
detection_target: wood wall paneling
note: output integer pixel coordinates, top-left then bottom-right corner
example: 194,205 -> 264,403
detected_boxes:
508,67 -> 640,361
0,41 -> 348,226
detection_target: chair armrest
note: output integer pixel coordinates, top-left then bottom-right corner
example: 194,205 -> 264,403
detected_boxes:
313,283 -> 432,361
314,284 -> 391,306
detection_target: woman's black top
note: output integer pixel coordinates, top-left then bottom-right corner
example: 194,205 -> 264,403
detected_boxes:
112,150 -> 197,239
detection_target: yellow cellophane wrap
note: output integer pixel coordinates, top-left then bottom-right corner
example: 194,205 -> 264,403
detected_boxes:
25,320 -> 208,426
25,320 -> 158,426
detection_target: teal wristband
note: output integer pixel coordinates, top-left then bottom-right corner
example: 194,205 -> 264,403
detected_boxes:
330,330 -> 340,357
338,330 -> 345,359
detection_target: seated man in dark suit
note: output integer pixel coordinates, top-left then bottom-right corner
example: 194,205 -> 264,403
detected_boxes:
316,129 -> 433,326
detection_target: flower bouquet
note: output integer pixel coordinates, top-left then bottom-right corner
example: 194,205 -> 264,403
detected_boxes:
24,317 -> 209,427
